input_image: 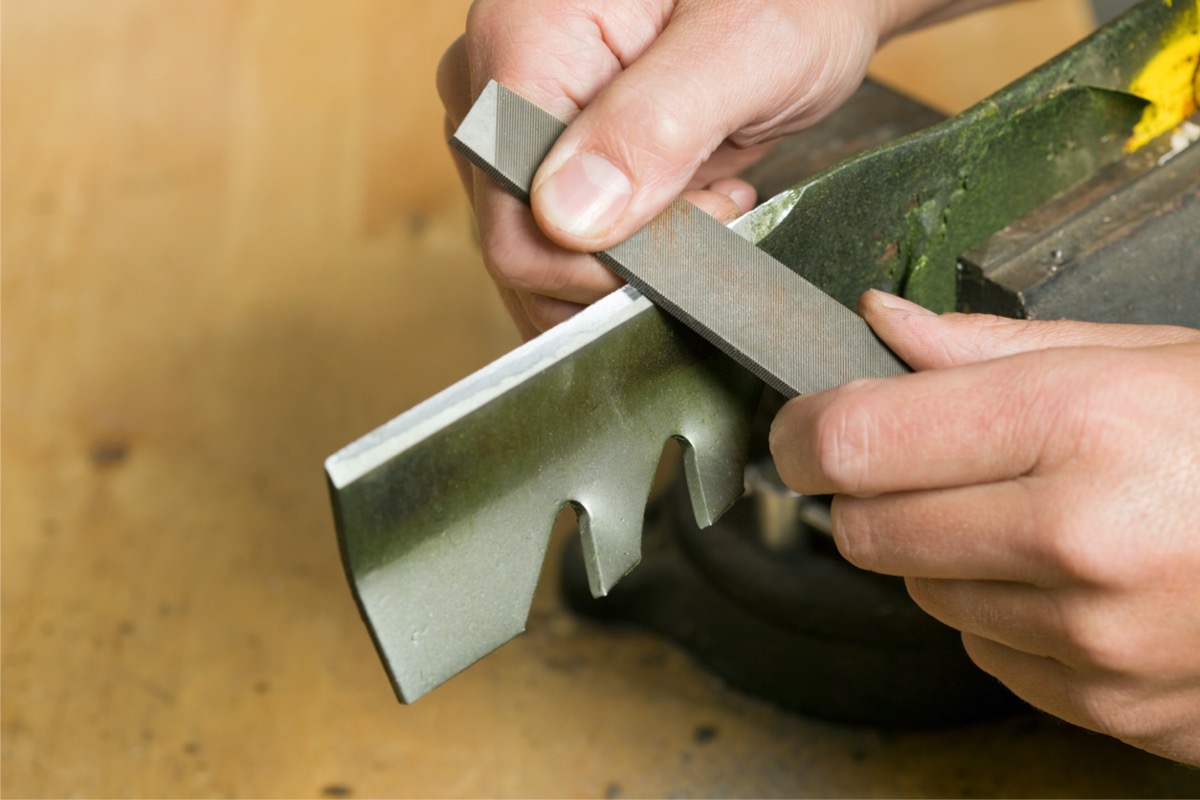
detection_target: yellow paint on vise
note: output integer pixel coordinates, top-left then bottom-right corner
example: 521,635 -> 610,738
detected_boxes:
1125,1 -> 1200,150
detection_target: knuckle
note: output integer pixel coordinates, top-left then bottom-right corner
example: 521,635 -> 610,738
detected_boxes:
1065,681 -> 1162,746
599,83 -> 705,185
478,192 -> 617,301
522,293 -> 571,332
483,254 -> 539,294
903,575 -> 941,611
1065,684 -> 1121,736
435,37 -> 468,109
767,412 -> 801,486
726,127 -> 781,149
829,498 -> 877,569
682,189 -> 740,224
1056,600 -> 1138,674
478,222 -> 545,293
477,226 -> 524,288
1035,512 -> 1121,587
811,381 -> 877,493
464,0 -> 504,39
1035,520 -> 1084,577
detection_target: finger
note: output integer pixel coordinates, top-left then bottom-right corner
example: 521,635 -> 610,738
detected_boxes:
438,39 -> 476,201
475,183 -> 623,304
495,287 -> 540,342
958,634 -> 1089,726
925,575 -> 1200,679
958,633 -> 1171,753
769,350 -> 1067,496
691,142 -> 777,191
465,0 -> 637,119
700,178 -> 756,215
517,292 -> 588,334
680,189 -> 744,226
904,578 -> 1066,660
529,2 -> 875,249
859,290 -> 1200,371
444,114 -> 474,199
436,35 -> 472,126
831,481 -> 1055,583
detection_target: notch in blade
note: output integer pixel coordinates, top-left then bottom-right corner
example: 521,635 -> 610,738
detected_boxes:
327,287 -> 761,703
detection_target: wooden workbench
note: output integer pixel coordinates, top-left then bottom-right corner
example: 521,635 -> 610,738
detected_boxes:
4,1 -> 1198,796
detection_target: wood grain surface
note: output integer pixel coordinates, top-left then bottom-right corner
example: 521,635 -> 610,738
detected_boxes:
3,1 -> 1197,797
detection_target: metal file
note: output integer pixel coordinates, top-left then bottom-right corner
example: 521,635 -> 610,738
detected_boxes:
451,82 -> 910,398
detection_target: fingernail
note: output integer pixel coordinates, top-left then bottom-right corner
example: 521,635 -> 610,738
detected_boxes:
871,290 -> 936,316
536,152 -> 632,239
728,185 -> 756,214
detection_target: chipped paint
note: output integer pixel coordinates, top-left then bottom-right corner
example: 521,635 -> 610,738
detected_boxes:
1126,0 -> 1200,150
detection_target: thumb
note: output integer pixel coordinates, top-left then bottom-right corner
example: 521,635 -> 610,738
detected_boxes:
530,2 -> 877,250
859,289 -> 1200,370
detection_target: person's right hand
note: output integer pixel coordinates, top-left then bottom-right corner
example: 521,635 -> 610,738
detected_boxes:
437,0 -> 977,339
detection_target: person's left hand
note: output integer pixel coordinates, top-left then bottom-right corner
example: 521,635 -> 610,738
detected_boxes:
770,290 -> 1200,765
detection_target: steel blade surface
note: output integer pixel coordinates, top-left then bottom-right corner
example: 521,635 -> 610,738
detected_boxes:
326,287 -> 759,702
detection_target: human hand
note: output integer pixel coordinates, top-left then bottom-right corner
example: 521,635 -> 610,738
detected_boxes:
437,0 -> 976,338
769,290 -> 1200,764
